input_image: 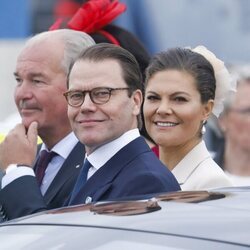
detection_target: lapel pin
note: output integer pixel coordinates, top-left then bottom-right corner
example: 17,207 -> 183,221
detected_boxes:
85,196 -> 92,204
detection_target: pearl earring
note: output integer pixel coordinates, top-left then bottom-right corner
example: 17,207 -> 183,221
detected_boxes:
201,121 -> 206,135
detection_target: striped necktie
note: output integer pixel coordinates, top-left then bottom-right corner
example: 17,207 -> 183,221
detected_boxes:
35,150 -> 57,186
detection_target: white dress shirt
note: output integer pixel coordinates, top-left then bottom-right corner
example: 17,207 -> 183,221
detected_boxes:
86,129 -> 140,179
2,132 -> 79,195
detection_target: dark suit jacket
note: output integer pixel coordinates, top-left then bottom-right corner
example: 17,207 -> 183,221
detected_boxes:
0,142 -> 85,221
0,137 -> 180,220
0,170 -> 4,191
42,142 -> 85,209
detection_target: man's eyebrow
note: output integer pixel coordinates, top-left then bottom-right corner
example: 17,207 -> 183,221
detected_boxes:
29,73 -> 45,78
13,72 -> 46,78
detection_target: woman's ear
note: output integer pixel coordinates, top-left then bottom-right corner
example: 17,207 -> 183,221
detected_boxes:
202,99 -> 214,121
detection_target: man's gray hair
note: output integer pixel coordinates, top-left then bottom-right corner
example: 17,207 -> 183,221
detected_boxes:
24,29 -> 95,74
221,91 -> 236,114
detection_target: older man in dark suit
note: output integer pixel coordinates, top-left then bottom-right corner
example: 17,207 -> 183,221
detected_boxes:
0,29 -> 95,212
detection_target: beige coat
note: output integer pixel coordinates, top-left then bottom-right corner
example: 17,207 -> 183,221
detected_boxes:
172,141 -> 233,191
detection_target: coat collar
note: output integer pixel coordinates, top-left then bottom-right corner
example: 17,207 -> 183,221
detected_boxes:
172,141 -> 211,185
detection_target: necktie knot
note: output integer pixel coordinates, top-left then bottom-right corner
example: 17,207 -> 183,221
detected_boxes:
35,150 -> 57,186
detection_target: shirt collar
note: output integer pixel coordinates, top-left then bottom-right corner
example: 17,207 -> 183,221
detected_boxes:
87,129 -> 140,170
40,132 -> 79,159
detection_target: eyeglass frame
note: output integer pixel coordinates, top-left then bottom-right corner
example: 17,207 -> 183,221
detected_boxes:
229,107 -> 250,115
63,87 -> 132,107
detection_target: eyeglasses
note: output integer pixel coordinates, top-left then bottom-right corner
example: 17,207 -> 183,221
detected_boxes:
230,107 -> 250,115
63,87 -> 130,107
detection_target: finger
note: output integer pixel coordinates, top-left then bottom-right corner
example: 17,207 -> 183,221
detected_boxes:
27,121 -> 38,145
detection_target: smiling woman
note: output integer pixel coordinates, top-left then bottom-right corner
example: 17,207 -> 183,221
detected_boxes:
143,46 -> 233,191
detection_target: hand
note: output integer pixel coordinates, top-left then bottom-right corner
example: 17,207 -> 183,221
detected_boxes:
0,121 -> 38,171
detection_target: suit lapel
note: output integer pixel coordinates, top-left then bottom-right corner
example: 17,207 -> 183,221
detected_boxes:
33,144 -> 42,171
72,137 -> 150,203
43,142 -> 85,204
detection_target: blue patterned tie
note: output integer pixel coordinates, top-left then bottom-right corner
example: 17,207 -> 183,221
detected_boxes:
68,159 -> 92,205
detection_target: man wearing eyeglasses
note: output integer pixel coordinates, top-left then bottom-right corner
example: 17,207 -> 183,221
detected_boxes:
0,43 -> 180,220
216,77 -> 250,185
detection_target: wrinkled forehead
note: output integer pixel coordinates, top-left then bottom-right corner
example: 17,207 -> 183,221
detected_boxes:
16,40 -> 65,75
20,37 -> 64,58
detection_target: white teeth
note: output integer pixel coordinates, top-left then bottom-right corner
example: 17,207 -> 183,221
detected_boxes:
156,122 -> 177,127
